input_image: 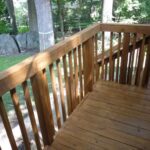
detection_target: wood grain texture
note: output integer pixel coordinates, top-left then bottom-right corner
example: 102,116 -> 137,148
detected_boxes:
142,39 -> 150,87
10,88 -> 30,150
49,64 -> 61,128
31,70 -> 55,145
68,51 -> 76,110
0,97 -> 18,150
22,81 -> 41,150
78,45 -> 83,101
101,32 -> 105,79
63,55 -> 72,115
50,80 -> 150,150
56,59 -> 66,122
83,38 -> 94,94
120,33 -> 130,84
135,34 -> 146,86
116,33 -> 121,82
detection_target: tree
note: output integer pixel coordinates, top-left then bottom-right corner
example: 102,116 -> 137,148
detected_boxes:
56,0 -> 65,39
27,0 -> 55,51
5,0 -> 18,34
102,0 -> 114,22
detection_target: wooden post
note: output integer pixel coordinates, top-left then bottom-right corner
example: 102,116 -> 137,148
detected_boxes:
83,38 -> 94,94
31,69 -> 55,146
0,97 -> 18,150
142,39 -> 150,87
120,33 -> 130,84
135,34 -> 146,86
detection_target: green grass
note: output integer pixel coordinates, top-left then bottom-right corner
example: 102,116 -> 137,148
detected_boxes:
0,53 -> 34,111
0,53 -> 57,112
0,53 -> 31,72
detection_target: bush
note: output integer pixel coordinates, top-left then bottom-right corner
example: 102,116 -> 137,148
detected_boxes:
18,25 -> 29,33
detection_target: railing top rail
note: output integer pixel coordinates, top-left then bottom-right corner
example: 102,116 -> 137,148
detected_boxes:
99,23 -> 150,34
0,23 -> 99,96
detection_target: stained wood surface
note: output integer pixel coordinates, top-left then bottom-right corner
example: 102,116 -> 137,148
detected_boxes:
49,80 -> 150,150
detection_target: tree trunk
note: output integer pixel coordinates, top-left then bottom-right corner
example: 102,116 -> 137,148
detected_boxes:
102,0 -> 114,22
27,0 -> 55,51
57,0 -> 65,40
5,0 -> 18,34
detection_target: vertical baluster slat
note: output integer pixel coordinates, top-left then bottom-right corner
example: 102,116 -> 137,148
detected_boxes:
83,38 -> 94,94
73,48 -> 79,105
31,70 -> 55,145
109,32 -> 113,81
127,33 -> 137,84
49,64 -> 61,129
120,33 -> 130,84
22,81 -> 41,150
78,45 -> 83,101
10,88 -> 30,150
68,51 -> 76,110
116,33 -> 121,82
142,38 -> 150,87
95,34 -> 99,81
135,34 -> 146,86
101,31 -> 105,79
56,59 -> 66,122
63,55 -> 72,115
105,61 -> 108,80
0,97 -> 18,150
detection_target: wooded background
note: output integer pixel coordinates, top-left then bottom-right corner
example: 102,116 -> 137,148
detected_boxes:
0,0 -> 150,36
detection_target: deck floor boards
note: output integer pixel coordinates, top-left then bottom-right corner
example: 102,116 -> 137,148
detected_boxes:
49,81 -> 150,150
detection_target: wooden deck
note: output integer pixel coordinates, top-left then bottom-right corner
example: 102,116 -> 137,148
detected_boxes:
47,81 -> 150,150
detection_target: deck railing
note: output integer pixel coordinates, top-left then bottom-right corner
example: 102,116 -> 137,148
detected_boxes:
0,23 -> 150,149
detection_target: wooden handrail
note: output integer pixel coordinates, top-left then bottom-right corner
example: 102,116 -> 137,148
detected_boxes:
98,35 -> 150,63
0,23 -> 99,96
99,23 -> 150,34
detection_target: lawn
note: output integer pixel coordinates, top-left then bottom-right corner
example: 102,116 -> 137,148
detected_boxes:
0,53 -> 31,71
0,52 -> 56,112
0,53 -> 35,111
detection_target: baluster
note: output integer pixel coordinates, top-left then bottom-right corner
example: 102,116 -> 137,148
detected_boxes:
135,34 -> 146,86
109,32 -> 113,81
22,81 -> 41,150
142,38 -> 150,87
105,61 -> 108,80
63,55 -> 72,115
68,51 -> 76,110
10,88 -> 30,150
31,70 -> 55,145
0,97 -> 18,150
56,59 -> 66,122
78,45 -> 83,101
95,34 -> 99,81
120,33 -> 130,84
83,38 -> 94,94
101,31 -> 105,79
116,32 -> 121,82
49,64 -> 61,129
127,33 -> 137,85
73,48 -> 79,104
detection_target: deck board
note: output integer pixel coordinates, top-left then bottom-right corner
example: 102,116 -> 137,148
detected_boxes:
49,81 -> 150,150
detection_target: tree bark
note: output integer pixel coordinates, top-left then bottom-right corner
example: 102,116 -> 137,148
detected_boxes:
5,0 -> 18,34
27,0 -> 55,51
57,0 -> 65,40
102,0 -> 114,22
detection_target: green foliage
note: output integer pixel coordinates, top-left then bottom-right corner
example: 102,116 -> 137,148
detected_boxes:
52,0 -> 102,33
113,0 -> 150,23
18,25 -> 29,33
0,0 -> 12,33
